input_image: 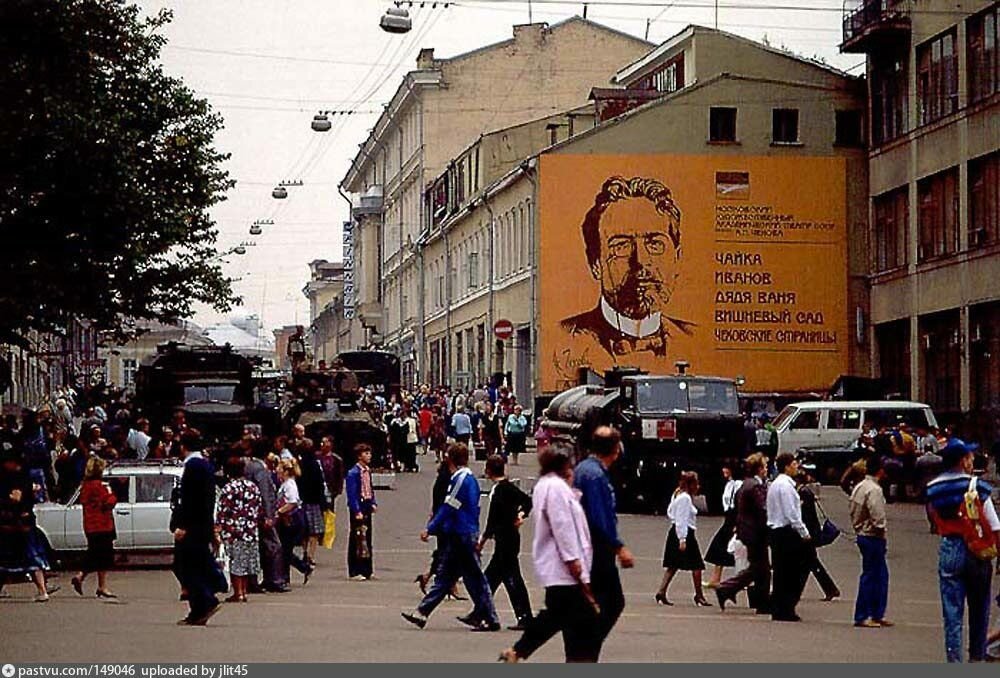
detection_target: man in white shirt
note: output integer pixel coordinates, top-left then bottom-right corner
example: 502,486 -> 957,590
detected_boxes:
766,452 -> 810,622
126,418 -> 151,460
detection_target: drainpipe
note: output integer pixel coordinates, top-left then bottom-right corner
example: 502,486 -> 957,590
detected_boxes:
481,190 -> 496,377
519,158 -> 538,409
444,224 -> 452,385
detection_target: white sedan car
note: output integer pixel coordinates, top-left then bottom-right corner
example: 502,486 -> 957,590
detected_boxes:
35,461 -> 184,555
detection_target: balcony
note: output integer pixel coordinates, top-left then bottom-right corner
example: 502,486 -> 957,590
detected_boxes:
841,0 -> 911,54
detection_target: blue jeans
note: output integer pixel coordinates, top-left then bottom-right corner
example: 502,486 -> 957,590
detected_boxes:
939,536 -> 993,662
418,533 -> 498,625
854,535 -> 888,623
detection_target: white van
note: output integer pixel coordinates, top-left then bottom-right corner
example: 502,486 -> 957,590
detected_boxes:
772,401 -> 938,455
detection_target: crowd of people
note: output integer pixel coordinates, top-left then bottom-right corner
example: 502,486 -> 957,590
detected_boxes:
345,381 -> 535,470
5,379 -> 1000,662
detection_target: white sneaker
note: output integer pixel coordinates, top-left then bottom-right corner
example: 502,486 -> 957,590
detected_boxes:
349,575 -> 367,582
34,593 -> 50,603
0,590 -> 11,599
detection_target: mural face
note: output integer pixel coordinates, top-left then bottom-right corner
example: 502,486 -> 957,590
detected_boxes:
540,155 -> 849,394
560,176 -> 693,360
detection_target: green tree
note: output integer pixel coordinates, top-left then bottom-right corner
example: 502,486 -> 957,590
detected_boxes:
0,0 -> 239,346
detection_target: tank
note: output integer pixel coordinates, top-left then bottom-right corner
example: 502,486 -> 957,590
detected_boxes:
282,351 -> 400,469
542,367 -> 745,514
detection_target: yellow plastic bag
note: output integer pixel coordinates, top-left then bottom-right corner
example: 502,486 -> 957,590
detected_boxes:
322,510 -> 336,549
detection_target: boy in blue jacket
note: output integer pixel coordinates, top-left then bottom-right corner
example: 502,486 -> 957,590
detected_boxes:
402,443 -> 500,631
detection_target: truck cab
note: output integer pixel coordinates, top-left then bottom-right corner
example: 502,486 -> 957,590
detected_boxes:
543,367 -> 744,513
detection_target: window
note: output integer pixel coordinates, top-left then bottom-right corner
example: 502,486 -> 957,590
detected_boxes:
647,53 -> 685,93
865,408 -> 931,430
968,5 -> 998,103
122,358 -> 137,388
873,187 -> 908,271
135,475 -> 176,503
465,328 -> 475,382
772,109 -> 799,144
827,409 -> 861,430
455,332 -> 463,371
969,151 -> 1000,248
876,320 -> 911,399
788,410 -> 820,430
709,107 -> 737,142
917,30 -> 958,125
835,110 -> 864,147
918,167 -> 959,260
468,252 -> 479,289
183,384 -> 236,405
477,324 -> 486,378
871,54 -> 907,145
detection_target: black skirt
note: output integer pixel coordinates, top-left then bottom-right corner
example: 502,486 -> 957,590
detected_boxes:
662,525 -> 705,571
84,532 -> 116,572
704,510 -> 736,567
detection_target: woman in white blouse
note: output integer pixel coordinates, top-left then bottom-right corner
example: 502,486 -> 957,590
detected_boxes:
275,459 -> 313,585
655,471 -> 711,607
705,466 -> 742,588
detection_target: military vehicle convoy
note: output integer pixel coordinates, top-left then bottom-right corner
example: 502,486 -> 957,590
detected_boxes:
540,364 -> 745,514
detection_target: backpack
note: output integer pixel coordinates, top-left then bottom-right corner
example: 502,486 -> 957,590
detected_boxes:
931,476 -> 998,560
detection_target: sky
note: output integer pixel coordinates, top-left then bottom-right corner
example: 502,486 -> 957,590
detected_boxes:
137,0 -> 863,335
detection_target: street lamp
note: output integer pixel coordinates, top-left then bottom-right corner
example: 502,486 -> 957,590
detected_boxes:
249,218 -> 273,236
311,113 -> 333,132
272,180 -> 303,200
380,5 -> 412,33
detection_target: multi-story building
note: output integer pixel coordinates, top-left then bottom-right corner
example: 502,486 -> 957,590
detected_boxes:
424,24 -> 869,409
420,107 -> 594,402
340,18 -> 653,387
303,259 -> 345,363
842,0 -> 999,432
99,321 -> 212,395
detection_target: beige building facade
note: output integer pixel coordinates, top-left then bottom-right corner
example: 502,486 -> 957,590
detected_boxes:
841,0 -> 999,431
340,18 -> 653,387
416,25 -> 869,407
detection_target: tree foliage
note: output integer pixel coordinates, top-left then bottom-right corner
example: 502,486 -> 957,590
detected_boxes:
0,0 -> 239,345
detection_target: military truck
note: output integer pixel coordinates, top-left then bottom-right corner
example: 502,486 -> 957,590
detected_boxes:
541,363 -> 745,514
135,342 -> 254,446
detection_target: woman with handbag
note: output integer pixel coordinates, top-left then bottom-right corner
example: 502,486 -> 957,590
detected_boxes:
216,456 -> 263,602
71,457 -> 119,599
275,459 -> 313,585
797,471 -> 841,601
655,471 -> 711,607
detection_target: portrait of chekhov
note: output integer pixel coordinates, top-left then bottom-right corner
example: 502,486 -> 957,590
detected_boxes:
560,175 -> 696,359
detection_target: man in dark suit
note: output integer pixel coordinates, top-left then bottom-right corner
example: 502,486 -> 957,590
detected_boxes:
560,175 -> 695,360
171,430 -> 224,625
716,452 -> 770,614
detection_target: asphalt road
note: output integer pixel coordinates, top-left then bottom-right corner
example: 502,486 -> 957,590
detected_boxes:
0,454 -> 974,663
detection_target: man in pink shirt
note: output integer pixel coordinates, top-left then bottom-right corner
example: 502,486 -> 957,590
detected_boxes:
499,446 -> 599,663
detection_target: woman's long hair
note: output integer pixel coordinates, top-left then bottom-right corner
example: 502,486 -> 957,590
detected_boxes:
673,470 -> 699,498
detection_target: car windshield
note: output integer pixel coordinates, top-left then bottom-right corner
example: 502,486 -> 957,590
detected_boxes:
183,384 -> 236,405
772,406 -> 797,429
635,379 -> 739,414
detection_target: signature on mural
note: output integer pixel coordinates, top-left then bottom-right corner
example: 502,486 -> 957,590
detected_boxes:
560,176 -> 695,359
552,346 -> 594,386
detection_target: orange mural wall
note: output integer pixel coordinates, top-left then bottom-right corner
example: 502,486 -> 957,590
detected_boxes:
539,154 -> 849,394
